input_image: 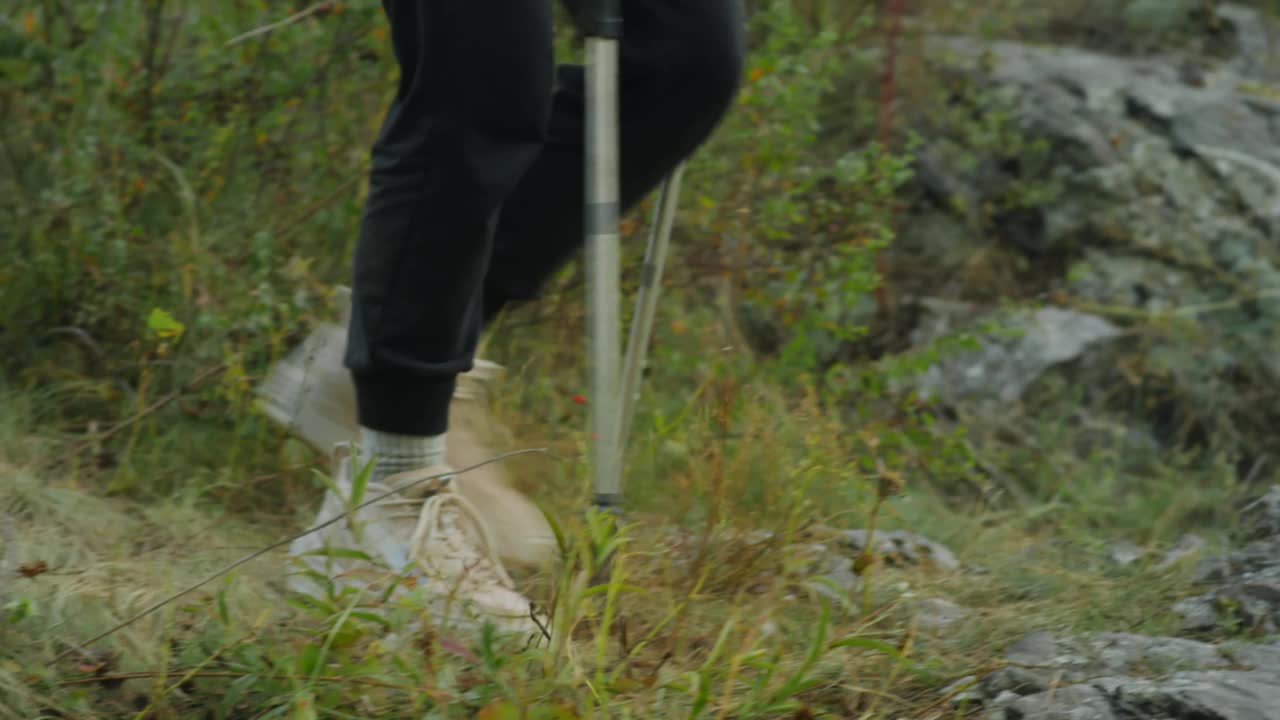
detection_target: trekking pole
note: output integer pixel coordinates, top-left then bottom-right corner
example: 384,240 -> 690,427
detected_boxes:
584,0 -> 624,513
617,162 -> 686,458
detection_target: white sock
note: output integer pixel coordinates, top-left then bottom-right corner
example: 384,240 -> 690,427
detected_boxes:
359,427 -> 447,484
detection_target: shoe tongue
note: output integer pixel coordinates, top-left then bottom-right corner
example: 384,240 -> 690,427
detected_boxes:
383,465 -> 454,499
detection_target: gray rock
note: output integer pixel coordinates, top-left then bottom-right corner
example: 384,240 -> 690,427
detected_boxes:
1106,540 -> 1145,567
1108,671 -> 1280,720
782,542 -> 862,600
988,683 -> 1117,720
988,671 -> 1280,720
1173,595 -> 1222,632
1158,534 -> 1207,569
1219,4 -> 1280,81
1241,486 -> 1280,542
837,529 -> 961,571
975,632 -> 1280,720
1005,630 -> 1059,665
906,35 -> 1280,460
981,632 -> 1243,698
1178,532 -> 1280,634
913,306 -> 1122,404
913,597 -> 972,629
941,674 -> 983,705
1223,639 -> 1280,669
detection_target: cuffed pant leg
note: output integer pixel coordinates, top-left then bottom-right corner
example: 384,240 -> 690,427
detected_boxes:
346,0 -> 555,435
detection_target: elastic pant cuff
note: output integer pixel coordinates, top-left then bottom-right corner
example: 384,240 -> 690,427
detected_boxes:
353,373 -> 456,436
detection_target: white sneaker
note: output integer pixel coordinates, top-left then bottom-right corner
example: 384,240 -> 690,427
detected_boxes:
288,444 -> 547,640
257,287 -> 558,569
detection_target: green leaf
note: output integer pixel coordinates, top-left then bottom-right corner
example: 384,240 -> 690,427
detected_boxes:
5,598 -> 33,623
828,636 -> 921,670
146,307 -> 185,339
348,456 -> 374,510
686,671 -> 712,720
216,587 -> 230,626
295,644 -> 322,677
217,674 -> 259,720
297,547 -> 373,562
287,592 -> 336,618
768,601 -> 830,705
345,611 -> 392,630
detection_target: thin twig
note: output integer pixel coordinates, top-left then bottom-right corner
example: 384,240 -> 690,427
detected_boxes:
224,1 -> 335,47
271,171 -> 364,242
68,364 -> 227,456
44,326 -> 105,358
872,0 -> 907,317
55,447 -> 549,662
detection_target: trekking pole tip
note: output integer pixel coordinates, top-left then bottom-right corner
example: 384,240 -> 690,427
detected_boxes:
592,493 -> 624,514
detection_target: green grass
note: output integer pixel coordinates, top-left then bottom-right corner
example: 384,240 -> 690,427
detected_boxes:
1,1 -> 1268,716
0,350 -> 1235,718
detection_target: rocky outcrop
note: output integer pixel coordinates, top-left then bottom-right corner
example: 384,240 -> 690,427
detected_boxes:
946,488 -> 1280,719
1173,486 -> 1280,635
948,631 -> 1280,720
888,3 -> 1280,460
911,305 -> 1122,405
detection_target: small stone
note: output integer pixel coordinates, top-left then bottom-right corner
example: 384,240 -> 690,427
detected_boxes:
989,690 -> 1022,709
914,598 -> 972,629
1240,486 -> 1280,542
993,683 -> 1118,720
838,529 -> 961,571
1193,556 -> 1232,584
1004,630 -> 1059,665
1158,534 -> 1206,569
941,675 -> 982,704
825,562 -> 860,593
1173,595 -> 1221,631
1106,540 -> 1145,567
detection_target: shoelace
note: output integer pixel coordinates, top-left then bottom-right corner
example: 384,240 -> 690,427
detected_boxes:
356,472 -> 516,591
410,491 -> 517,590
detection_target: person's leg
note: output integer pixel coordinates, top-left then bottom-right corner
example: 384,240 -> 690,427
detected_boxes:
481,0 -> 746,322
286,1 -> 557,639
346,0 -> 555,470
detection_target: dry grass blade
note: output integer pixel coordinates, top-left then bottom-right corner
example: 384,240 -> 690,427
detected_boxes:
64,364 -> 227,462
0,510 -> 13,604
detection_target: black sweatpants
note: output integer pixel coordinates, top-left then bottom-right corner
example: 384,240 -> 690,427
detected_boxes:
345,0 -> 746,436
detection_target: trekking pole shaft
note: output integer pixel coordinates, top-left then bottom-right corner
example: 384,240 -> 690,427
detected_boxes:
617,163 -> 685,455
585,0 -> 622,37
585,11 -> 623,510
